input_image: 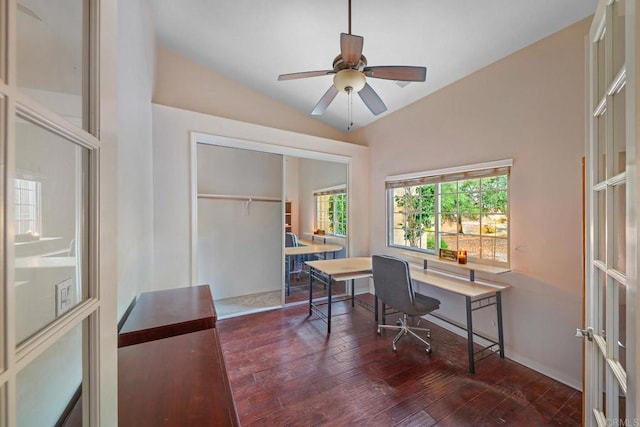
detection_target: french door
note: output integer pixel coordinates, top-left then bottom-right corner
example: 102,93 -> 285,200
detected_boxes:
584,0 -> 638,424
1,0 -> 117,425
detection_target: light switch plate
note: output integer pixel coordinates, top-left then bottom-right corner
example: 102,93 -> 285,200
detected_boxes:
55,278 -> 73,316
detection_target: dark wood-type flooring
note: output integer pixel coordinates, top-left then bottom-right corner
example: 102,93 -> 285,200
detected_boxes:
217,295 -> 582,426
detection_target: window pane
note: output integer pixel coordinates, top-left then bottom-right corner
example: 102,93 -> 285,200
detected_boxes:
597,112 -> 607,183
612,0 -> 625,77
0,98 -> 4,373
17,0 -> 87,129
0,0 -> 4,83
596,36 -> 606,101
618,281 -> 626,372
14,118 -> 90,344
17,321 -> 84,426
440,232 -> 457,252
613,183 -> 626,273
458,235 -> 479,259
596,189 -> 606,262
612,87 -> 626,176
481,237 -> 508,263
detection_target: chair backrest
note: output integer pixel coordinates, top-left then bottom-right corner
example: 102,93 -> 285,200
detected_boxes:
372,255 -> 416,312
285,232 -> 298,248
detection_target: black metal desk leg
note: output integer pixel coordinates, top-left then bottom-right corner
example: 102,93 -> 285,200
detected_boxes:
285,255 -> 290,296
465,296 -> 475,374
496,291 -> 505,358
351,279 -> 355,307
327,274 -> 332,334
308,267 -> 313,316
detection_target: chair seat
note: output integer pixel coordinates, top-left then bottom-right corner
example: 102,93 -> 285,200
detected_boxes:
406,293 -> 440,317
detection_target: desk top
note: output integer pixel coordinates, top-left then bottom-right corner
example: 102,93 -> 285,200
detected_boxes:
410,266 -> 511,298
306,256 -> 372,275
118,328 -> 239,426
118,285 -> 216,347
285,243 -> 342,256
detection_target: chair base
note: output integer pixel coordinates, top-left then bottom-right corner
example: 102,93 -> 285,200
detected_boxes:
377,314 -> 432,353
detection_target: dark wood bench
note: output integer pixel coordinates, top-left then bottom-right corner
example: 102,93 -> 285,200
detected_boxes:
60,285 -> 239,426
119,328 -> 239,426
118,284 -> 217,347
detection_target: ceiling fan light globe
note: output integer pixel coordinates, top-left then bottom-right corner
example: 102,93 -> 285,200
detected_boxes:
333,69 -> 366,93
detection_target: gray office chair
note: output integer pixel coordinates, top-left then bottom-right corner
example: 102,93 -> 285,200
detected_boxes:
372,255 -> 441,353
285,232 -> 303,280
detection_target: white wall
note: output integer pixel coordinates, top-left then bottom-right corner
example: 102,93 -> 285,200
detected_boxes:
197,145 -> 282,299
117,0 -> 156,319
351,18 -> 590,388
151,104 -> 370,291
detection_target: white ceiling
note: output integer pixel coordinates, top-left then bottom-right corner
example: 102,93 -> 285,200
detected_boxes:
150,0 -> 597,133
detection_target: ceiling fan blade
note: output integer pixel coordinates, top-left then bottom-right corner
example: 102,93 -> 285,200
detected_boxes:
340,33 -> 363,67
358,83 -> 387,116
278,70 -> 335,81
363,66 -> 427,82
311,85 -> 339,116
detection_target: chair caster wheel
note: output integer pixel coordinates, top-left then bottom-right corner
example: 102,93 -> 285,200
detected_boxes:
377,327 -> 381,335
426,348 -> 432,354
392,346 -> 397,352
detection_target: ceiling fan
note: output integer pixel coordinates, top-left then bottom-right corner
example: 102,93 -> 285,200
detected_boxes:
277,0 -> 427,120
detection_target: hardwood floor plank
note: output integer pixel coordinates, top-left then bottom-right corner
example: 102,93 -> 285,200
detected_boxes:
217,298 -> 581,426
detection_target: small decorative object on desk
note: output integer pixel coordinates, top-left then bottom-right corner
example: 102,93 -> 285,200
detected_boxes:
458,250 -> 468,264
439,248 -> 458,262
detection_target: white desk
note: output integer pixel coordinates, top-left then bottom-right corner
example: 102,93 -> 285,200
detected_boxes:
284,243 -> 343,295
397,265 -> 510,373
305,257 -> 372,334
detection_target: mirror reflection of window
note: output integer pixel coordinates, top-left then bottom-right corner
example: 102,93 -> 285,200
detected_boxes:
14,177 -> 41,238
13,117 -> 89,344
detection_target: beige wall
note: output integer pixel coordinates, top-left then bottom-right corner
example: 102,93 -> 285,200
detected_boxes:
352,18 -> 590,387
154,44 -> 353,144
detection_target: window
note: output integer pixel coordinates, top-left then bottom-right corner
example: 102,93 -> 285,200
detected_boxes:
14,178 -> 41,236
387,160 -> 511,266
314,186 -> 347,236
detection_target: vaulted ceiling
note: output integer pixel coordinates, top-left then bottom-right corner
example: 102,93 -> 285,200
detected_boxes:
150,1 -> 597,133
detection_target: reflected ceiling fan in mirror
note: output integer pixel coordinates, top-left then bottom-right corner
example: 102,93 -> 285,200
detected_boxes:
278,0 -> 427,130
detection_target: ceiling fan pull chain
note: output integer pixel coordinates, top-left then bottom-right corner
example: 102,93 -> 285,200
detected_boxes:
347,89 -> 354,132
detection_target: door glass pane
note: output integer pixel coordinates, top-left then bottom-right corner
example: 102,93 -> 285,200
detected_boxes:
16,0 -> 86,129
612,0 -> 625,76
613,182 -> 626,273
0,0 -> 5,83
14,117 -> 89,344
0,97 -> 4,373
596,36 -> 606,101
17,321 -> 83,426
612,87 -> 626,176
596,189 -> 606,262
617,281 -> 626,371
597,112 -> 607,183
599,270 -> 607,335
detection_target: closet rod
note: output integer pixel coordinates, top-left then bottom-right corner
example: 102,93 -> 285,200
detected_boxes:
197,193 -> 282,203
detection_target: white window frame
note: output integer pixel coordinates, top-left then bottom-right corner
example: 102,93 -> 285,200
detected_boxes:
386,159 -> 512,267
